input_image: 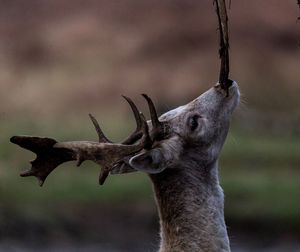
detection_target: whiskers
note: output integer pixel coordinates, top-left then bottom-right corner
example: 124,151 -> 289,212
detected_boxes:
237,90 -> 248,112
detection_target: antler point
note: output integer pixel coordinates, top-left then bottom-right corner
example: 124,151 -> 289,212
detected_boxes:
10,136 -> 17,143
20,169 -> 34,177
38,178 -> 45,187
76,153 -> 84,167
88,113 -> 111,143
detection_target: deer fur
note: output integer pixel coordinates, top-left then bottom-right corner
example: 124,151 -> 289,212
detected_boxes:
128,81 -> 240,252
11,80 -> 239,252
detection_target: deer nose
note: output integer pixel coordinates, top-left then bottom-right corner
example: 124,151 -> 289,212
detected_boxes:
226,79 -> 234,87
228,80 -> 238,90
214,79 -> 234,89
214,80 -> 238,97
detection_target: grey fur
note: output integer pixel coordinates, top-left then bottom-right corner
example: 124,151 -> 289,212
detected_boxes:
130,82 -> 240,252
11,80 -> 240,251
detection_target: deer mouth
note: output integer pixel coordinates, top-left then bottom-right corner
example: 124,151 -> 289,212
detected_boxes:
224,81 -> 240,114
215,80 -> 239,98
227,80 -> 239,98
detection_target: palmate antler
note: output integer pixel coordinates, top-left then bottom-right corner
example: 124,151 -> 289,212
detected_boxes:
10,95 -> 166,186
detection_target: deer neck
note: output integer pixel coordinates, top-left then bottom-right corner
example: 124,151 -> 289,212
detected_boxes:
150,161 -> 230,252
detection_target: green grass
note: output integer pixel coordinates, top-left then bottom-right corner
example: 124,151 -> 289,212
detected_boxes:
222,172 -> 300,221
219,132 -> 300,227
221,132 -> 300,167
1,119 -> 300,228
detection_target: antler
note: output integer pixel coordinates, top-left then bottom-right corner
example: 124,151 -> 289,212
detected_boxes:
142,94 -> 170,144
88,95 -> 143,145
111,95 -> 167,174
121,96 -> 144,145
11,96 -> 151,186
11,94 -> 168,185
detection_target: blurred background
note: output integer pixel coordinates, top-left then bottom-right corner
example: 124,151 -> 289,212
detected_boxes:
0,0 -> 299,251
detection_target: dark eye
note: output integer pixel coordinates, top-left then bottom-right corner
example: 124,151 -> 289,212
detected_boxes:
189,115 -> 200,131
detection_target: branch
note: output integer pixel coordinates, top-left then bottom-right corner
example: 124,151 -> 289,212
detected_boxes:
298,0 -> 300,20
214,0 -> 232,91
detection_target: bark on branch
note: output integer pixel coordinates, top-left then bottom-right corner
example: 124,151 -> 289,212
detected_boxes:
297,0 -> 300,19
214,0 -> 232,90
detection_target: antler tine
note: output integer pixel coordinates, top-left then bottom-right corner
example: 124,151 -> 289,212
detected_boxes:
141,94 -> 166,141
99,166 -> 110,185
122,95 -> 142,129
141,94 -> 161,128
139,111 -> 152,149
10,135 -> 75,186
99,110 -> 151,184
88,113 -> 111,143
121,95 -> 143,145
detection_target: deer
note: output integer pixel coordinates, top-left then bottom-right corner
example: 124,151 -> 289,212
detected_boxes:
11,80 -> 240,252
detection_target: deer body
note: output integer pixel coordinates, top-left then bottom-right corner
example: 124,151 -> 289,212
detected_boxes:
129,81 -> 239,252
151,162 -> 230,252
11,81 -> 239,252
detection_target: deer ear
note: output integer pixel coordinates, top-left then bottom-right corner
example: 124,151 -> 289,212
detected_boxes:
129,149 -> 166,174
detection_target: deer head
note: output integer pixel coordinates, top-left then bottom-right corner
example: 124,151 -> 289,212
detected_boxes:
11,81 -> 239,186
113,81 -> 240,177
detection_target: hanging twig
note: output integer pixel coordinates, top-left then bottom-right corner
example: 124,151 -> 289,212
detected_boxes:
296,1 -> 300,46
214,0 -> 231,91
297,0 -> 300,19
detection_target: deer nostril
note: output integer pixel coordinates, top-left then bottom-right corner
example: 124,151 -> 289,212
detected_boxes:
226,79 -> 233,88
214,79 -> 234,96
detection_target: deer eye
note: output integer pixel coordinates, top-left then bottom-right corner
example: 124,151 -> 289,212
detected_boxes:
189,115 -> 200,131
